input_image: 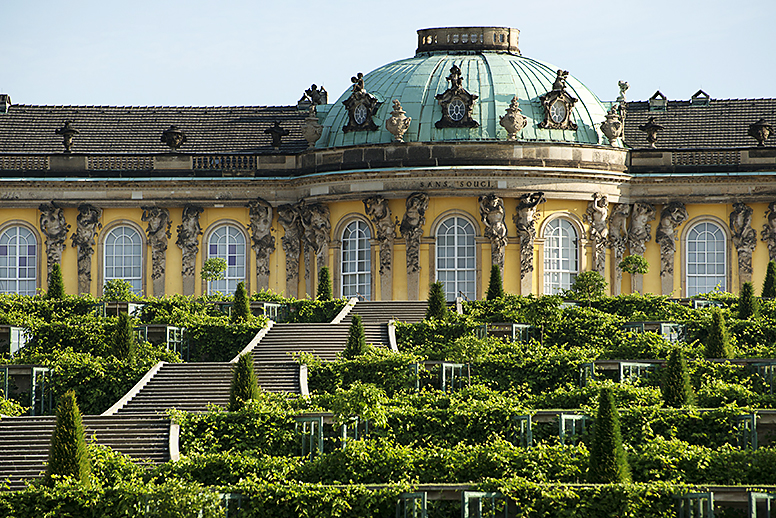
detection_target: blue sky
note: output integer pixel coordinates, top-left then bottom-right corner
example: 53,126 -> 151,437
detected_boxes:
1,0 -> 773,107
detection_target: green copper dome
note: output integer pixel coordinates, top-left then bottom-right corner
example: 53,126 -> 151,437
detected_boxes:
318,27 -> 614,148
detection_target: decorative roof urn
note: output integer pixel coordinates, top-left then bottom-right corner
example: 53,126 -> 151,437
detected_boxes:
301,106 -> 323,149
600,105 -> 624,145
499,96 -> 527,141
385,100 -> 411,142
55,120 -> 79,153
749,118 -> 773,147
161,125 -> 187,150
638,116 -> 664,148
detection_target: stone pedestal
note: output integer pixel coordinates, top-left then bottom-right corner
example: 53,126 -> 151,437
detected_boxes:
631,274 -> 643,295
407,270 -> 420,300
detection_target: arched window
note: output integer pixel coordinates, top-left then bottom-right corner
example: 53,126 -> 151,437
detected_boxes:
104,226 -> 143,295
0,226 -> 37,295
543,218 -> 579,295
686,221 -> 726,296
207,225 -> 246,294
341,220 -> 371,300
436,216 -> 476,301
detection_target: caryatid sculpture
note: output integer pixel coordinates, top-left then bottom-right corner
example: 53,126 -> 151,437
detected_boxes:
627,202 -> 656,256
655,201 -> 688,294
176,205 -> 203,296
479,194 -> 508,270
39,201 -> 70,278
607,203 -> 630,294
247,198 -> 275,291
299,202 -> 331,293
585,193 -> 609,274
71,203 -> 103,294
514,192 -> 546,282
400,192 -> 429,300
364,195 -> 395,275
761,201 -> 776,262
730,202 -> 757,283
142,206 -> 171,297
278,204 -> 303,298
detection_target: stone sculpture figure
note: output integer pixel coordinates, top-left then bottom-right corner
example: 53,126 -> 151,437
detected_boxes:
364,195 -> 395,275
70,203 -> 103,294
655,202 -> 688,278
478,194 -> 508,270
628,202 -> 656,256
142,206 -> 171,296
176,205 -> 203,295
299,202 -> 331,290
607,203 -> 630,295
730,202 -> 757,280
400,192 -> 429,275
278,203 -> 303,298
585,193 -> 609,274
761,201 -> 776,262
39,201 -> 70,277
514,192 -> 546,279
247,198 -> 276,290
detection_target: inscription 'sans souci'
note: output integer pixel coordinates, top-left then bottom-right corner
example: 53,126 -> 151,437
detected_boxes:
417,180 -> 494,189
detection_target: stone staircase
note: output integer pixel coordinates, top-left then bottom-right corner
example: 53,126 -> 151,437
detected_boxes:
0,414 -> 173,491
350,300 -> 428,324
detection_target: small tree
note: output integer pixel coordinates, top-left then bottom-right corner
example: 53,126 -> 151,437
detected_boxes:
425,281 -> 448,320
231,281 -> 252,323
317,266 -> 333,301
566,270 -> 607,306
46,390 -> 90,485
228,353 -> 260,411
102,279 -> 136,301
619,255 -> 649,276
738,281 -> 759,320
705,307 -> 732,359
47,263 -> 65,300
113,311 -> 137,362
486,264 -> 504,300
763,261 -> 776,299
201,257 -> 227,284
662,347 -> 694,408
342,314 -> 368,359
588,387 -> 631,484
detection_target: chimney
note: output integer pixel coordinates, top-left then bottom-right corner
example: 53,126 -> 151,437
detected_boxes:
0,94 -> 10,114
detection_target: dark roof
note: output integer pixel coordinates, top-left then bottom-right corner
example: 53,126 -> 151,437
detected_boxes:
623,98 -> 776,149
0,105 -> 308,154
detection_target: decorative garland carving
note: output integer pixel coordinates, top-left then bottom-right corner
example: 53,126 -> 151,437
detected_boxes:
400,192 -> 429,274
730,202 -> 757,277
585,193 -> 609,274
538,70 -> 578,130
176,205 -> 203,279
142,206 -> 171,282
364,195 -> 395,275
514,192 -> 546,279
247,198 -> 276,281
479,194 -> 508,270
655,202 -> 688,277
38,201 -> 70,277
628,202 -> 656,256
435,65 -> 479,129
342,72 -> 379,133
761,201 -> 776,262
71,203 -> 103,294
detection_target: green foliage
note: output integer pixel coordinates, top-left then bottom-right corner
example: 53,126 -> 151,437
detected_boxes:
306,347 -> 420,395
46,390 -> 91,485
102,278 -> 137,302
200,257 -> 227,283
588,387 -> 631,483
565,270 -> 607,302
47,263 -> 65,299
662,348 -> 694,408
704,307 -> 732,358
764,260 -> 776,298
0,395 -> 27,416
112,312 -> 136,361
342,315 -> 367,359
619,255 -> 650,275
229,353 -> 260,411
316,266 -> 333,301
486,264 -> 504,300
739,281 -> 759,319
425,281 -> 448,320
231,281 -> 252,323
325,381 -> 389,428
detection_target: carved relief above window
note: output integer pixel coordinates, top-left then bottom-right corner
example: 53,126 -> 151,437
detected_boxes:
538,70 -> 578,131
435,65 -> 479,129
342,72 -> 380,133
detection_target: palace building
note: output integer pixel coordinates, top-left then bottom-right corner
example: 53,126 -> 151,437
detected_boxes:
0,26 -> 774,301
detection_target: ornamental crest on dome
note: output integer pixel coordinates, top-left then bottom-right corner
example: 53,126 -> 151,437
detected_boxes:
539,70 -> 578,131
435,65 -> 479,129
342,72 -> 380,133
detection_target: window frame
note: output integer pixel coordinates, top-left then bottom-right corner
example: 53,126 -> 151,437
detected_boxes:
433,214 -> 477,302
0,222 -> 40,296
100,222 -> 146,296
541,216 -> 581,295
682,216 -> 730,297
202,221 -> 249,295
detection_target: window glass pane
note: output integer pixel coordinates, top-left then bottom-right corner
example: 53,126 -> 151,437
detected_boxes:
207,225 -> 247,294
104,226 -> 143,295
544,219 -> 579,295
435,217 -> 476,301
686,221 -> 726,296
341,220 -> 371,300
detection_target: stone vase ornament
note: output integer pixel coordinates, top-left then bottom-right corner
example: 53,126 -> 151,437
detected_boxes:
749,118 -> 773,147
638,117 -> 664,148
600,106 -> 624,145
301,106 -> 323,149
385,100 -> 411,142
499,97 -> 527,141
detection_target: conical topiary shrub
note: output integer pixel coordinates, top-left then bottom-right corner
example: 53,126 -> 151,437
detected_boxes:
738,281 -> 759,320
705,307 -> 732,359
228,353 -> 260,411
47,263 -> 65,300
763,261 -> 776,299
486,264 -> 504,301
46,390 -> 90,485
113,311 -> 137,362
317,266 -> 333,301
426,281 -> 448,320
662,347 -> 694,408
342,314 -> 368,359
231,281 -> 252,323
588,387 -> 631,483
